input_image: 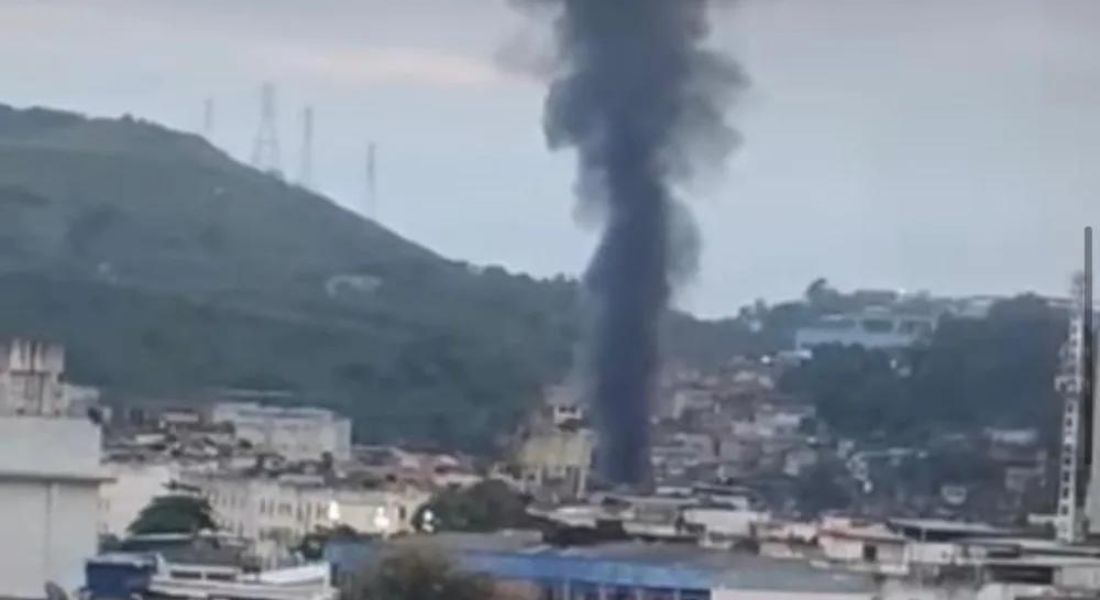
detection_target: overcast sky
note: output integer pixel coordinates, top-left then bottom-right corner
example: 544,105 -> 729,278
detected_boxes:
4,0 -> 1100,317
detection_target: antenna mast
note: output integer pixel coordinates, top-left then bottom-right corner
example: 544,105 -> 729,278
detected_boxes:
299,106 -> 314,188
1057,227 -> 1094,543
251,82 -> 282,177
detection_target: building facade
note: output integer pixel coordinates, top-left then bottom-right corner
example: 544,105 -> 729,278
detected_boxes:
0,339 -> 67,417
515,428 -> 594,501
209,402 -> 352,462
0,415 -> 110,598
795,310 -> 936,351
181,471 -> 428,545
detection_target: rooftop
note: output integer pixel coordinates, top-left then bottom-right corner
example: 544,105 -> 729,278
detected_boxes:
326,533 -> 876,594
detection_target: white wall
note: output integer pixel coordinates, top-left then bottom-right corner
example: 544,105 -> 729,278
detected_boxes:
0,416 -> 101,474
683,507 -> 767,539
98,462 -> 178,537
186,472 -> 428,544
0,477 -> 101,597
713,591 -> 872,600
0,416 -> 107,598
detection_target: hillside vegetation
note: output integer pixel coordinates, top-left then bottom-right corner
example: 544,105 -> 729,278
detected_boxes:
0,105 -> 743,449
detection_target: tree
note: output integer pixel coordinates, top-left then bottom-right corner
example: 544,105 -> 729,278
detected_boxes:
413,480 -> 530,533
345,548 -> 518,600
779,295 -> 1065,443
128,495 -> 217,535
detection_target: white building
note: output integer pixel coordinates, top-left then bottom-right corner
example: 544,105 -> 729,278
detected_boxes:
98,462 -> 180,538
209,402 -> 352,463
795,309 -> 936,351
0,339 -> 67,417
181,471 -> 428,545
0,415 -> 110,598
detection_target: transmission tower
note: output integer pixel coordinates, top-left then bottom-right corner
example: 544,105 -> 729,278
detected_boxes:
251,83 -> 282,177
298,106 -> 314,188
1056,227 -> 1094,543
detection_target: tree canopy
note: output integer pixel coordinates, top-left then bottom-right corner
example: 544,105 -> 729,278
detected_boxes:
345,548 -> 521,600
780,295 -> 1065,442
414,480 -> 531,533
128,495 -> 217,535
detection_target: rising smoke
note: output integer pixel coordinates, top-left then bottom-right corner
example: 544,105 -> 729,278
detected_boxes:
533,0 -> 743,487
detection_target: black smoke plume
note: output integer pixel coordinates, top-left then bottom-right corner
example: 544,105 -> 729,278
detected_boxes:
529,0 -> 744,488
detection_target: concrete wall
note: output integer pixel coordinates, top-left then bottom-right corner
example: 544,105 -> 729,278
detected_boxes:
0,416 -> 105,599
714,591 -> 872,600
0,416 -> 102,475
0,479 -> 101,598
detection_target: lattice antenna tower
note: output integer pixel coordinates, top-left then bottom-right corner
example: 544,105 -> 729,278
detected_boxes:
1056,227 -> 1094,543
251,83 -> 282,177
299,106 -> 314,188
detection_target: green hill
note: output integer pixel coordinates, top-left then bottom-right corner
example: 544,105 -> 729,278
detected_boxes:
0,105 -> 744,450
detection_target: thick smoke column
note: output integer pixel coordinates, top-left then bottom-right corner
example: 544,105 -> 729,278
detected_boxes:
536,0 -> 742,486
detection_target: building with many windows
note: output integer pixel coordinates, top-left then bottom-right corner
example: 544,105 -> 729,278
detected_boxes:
0,338 -> 67,416
181,470 -> 428,546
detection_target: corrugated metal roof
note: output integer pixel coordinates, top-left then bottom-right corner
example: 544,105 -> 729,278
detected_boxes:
325,535 -> 876,593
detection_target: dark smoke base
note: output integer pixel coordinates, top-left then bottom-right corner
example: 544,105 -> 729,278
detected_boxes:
537,0 -> 742,487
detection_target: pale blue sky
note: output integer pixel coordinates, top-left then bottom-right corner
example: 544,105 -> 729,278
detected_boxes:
4,0 -> 1100,316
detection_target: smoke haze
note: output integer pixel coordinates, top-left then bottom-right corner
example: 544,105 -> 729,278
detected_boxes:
535,0 -> 743,486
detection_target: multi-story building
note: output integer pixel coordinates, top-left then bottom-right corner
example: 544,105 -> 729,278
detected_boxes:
181,471 -> 428,545
0,415 -> 110,597
0,339 -> 67,416
209,402 -> 352,463
515,428 -> 594,501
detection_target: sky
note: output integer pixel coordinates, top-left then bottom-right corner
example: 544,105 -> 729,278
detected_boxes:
3,0 -> 1100,317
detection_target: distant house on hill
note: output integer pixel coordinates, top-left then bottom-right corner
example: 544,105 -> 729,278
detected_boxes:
794,308 -> 936,352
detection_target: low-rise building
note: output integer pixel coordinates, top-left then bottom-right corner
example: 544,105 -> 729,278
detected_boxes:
209,402 -> 352,463
795,309 -> 936,351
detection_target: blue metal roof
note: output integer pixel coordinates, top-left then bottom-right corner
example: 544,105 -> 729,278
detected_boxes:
325,538 -> 874,594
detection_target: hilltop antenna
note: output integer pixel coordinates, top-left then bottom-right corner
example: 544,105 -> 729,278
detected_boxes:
299,106 -> 314,188
251,82 -> 282,177
202,97 -> 215,139
365,142 -> 377,218
1056,226 -> 1095,543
